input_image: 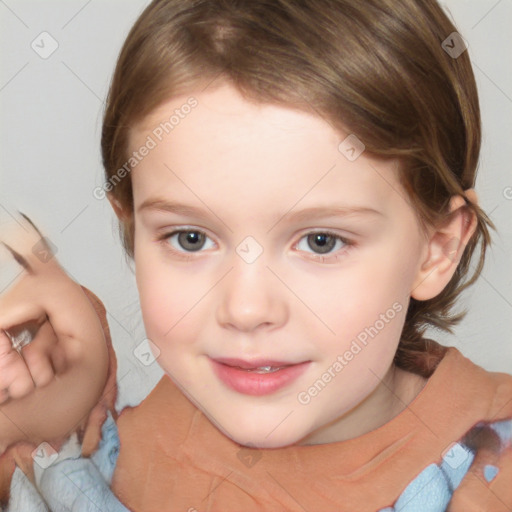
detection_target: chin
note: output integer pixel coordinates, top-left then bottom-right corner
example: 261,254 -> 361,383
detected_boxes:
218,422 -> 306,449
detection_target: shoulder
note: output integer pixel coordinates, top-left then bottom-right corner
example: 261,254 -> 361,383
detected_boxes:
486,369 -> 512,419
379,415 -> 512,511
447,347 -> 512,419
449,360 -> 512,511
379,349 -> 512,511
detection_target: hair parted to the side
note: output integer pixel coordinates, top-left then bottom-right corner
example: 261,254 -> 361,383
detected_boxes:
101,0 -> 495,377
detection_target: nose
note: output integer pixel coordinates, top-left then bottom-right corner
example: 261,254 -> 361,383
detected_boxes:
215,251 -> 288,333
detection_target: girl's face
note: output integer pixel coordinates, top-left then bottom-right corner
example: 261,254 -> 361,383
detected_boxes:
128,82 -> 430,448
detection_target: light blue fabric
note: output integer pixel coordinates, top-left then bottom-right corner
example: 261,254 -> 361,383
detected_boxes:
439,442 -> 475,491
7,416 -> 511,511
6,411 -> 130,512
36,458 -> 131,512
6,466 -> 49,512
89,410 -> 121,484
483,464 -> 499,482
377,443 -> 475,512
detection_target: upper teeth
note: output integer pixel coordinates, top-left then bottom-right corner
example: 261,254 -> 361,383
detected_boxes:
238,365 -> 283,373
256,366 -> 275,373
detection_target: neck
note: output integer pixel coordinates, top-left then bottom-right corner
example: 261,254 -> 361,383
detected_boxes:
298,364 -> 428,445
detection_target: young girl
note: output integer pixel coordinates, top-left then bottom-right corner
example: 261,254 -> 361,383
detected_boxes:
1,0 -> 511,510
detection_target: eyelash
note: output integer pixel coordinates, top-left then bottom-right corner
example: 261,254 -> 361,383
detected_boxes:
156,228 -> 355,264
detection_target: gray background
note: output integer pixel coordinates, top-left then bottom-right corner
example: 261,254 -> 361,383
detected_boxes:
1,0 -> 511,412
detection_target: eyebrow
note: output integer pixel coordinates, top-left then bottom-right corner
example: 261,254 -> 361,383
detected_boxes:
138,198 -> 384,225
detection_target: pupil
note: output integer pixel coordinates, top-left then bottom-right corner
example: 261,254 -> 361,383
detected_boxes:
179,231 -> 204,251
309,233 -> 335,254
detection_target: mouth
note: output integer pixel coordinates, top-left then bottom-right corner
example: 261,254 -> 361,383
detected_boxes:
210,357 -> 311,396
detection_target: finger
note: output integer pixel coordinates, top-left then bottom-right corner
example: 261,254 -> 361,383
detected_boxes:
0,300 -> 47,334
0,387 -> 9,403
49,340 -> 69,375
6,369 -> 35,400
0,328 -> 14,359
20,321 -> 58,388
0,328 -> 23,379
0,331 -> 35,403
30,279 -> 107,371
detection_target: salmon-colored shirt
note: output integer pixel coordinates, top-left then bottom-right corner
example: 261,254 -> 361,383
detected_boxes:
111,345 -> 512,511
2,287 -> 510,511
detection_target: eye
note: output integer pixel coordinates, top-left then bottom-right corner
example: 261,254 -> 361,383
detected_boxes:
295,231 -> 353,260
160,229 -> 215,253
157,228 -> 354,262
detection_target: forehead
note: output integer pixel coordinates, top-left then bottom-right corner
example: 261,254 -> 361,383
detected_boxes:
128,83 -> 407,218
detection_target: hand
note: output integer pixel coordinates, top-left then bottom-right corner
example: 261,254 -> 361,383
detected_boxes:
0,212 -> 109,452
0,213 -> 83,403
0,318 -> 59,404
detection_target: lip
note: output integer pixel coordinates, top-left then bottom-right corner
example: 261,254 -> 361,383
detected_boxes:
210,357 -> 310,396
213,357 -> 302,369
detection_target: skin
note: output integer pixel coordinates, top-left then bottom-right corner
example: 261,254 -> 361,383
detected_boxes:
120,82 -> 477,449
0,84 -> 476,454
0,216 -> 109,454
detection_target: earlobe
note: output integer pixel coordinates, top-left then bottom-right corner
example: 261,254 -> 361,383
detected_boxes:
411,190 -> 479,301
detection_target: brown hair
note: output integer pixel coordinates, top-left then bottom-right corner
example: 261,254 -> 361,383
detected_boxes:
101,0 -> 495,377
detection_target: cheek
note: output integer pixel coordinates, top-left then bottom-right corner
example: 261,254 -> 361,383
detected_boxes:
134,242 -> 175,336
314,244 -> 417,363
134,245 -> 206,349
327,258 -> 412,331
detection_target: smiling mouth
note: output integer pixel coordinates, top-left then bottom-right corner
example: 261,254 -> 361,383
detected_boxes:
210,357 -> 311,396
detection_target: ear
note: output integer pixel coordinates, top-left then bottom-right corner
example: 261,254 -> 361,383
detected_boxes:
411,189 -> 479,301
